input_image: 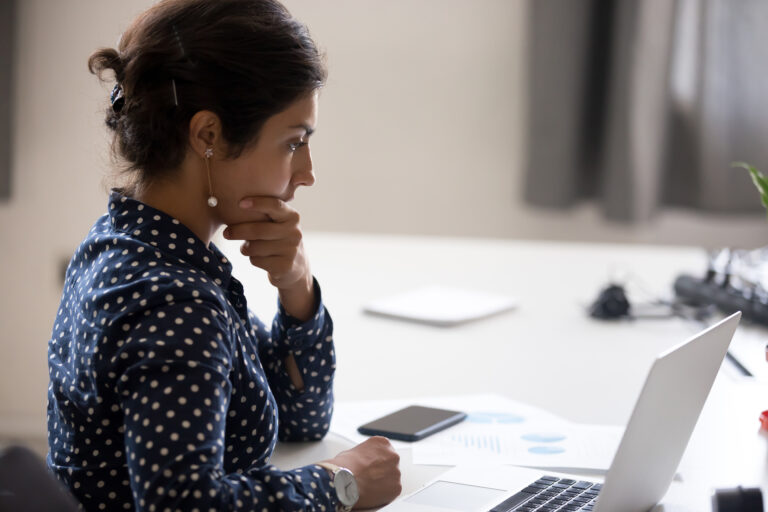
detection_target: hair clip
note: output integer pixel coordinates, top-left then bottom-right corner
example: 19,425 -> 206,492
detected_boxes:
110,83 -> 125,113
171,79 -> 179,107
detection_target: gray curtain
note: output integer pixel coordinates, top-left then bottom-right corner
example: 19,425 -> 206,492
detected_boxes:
525,0 -> 768,222
0,0 -> 15,201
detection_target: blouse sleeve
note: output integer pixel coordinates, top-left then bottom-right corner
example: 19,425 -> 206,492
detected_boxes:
255,277 -> 337,442
107,299 -> 340,511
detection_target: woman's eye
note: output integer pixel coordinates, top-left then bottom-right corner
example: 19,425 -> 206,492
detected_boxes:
288,141 -> 308,152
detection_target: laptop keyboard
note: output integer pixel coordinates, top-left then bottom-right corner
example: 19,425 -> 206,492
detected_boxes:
487,475 -> 601,512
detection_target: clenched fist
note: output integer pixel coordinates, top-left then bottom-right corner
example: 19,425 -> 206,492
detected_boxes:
325,436 -> 402,509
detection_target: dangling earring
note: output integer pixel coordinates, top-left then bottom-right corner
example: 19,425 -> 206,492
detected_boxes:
204,146 -> 218,207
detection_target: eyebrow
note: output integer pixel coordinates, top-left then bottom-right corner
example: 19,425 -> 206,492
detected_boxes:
288,124 -> 315,137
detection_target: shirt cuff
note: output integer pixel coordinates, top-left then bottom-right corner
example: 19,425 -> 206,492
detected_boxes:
312,463 -> 343,511
275,277 -> 329,352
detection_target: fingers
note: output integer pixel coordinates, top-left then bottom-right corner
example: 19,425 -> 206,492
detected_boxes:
223,196 -> 310,293
223,197 -> 300,244
364,436 -> 398,455
225,222 -> 301,244
240,239 -> 297,259
248,255 -> 297,279
238,196 -> 297,223
348,437 -> 402,508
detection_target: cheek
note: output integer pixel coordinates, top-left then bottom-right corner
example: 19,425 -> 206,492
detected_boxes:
222,154 -> 291,195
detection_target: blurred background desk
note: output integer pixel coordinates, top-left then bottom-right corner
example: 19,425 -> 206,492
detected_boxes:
225,233 -> 768,510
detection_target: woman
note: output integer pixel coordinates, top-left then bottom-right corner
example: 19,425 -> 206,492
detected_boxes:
46,0 -> 401,510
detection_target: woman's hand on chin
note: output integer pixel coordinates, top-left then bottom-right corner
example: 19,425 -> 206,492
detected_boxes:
223,196 -> 315,320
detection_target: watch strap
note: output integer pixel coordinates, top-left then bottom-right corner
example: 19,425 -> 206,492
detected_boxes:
316,462 -> 355,512
317,461 -> 341,474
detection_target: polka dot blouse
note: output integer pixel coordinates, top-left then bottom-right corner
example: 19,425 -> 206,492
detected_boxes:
47,190 -> 340,511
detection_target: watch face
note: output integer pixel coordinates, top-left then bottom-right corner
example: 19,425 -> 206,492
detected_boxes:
335,468 -> 359,506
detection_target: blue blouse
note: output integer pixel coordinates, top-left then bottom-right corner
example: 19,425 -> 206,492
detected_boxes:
47,190 -> 340,511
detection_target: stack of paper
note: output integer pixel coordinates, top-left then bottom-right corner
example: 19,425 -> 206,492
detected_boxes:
331,394 -> 624,473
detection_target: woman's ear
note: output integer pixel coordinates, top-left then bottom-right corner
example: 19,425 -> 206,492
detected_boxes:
188,110 -> 223,158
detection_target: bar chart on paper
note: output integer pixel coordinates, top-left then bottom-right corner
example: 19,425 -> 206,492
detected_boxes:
450,432 -> 503,454
447,411 -> 525,455
414,420 -> 622,471
331,394 -> 624,472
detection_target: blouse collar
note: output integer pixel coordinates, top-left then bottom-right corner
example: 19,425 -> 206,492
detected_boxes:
107,189 -> 233,290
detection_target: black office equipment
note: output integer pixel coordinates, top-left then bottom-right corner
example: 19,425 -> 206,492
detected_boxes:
674,274 -> 768,327
711,486 -> 763,512
674,246 -> 768,327
589,284 -> 631,319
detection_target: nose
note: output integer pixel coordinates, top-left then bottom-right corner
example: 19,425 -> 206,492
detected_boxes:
293,148 -> 315,188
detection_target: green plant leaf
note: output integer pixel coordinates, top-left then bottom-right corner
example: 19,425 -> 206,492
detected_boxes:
734,162 -> 768,194
733,161 -> 768,219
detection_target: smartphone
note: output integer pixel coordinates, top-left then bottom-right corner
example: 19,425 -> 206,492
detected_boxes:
357,405 -> 467,442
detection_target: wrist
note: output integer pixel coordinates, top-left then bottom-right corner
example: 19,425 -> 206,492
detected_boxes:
278,270 -> 313,296
317,462 -> 359,512
278,273 -> 315,321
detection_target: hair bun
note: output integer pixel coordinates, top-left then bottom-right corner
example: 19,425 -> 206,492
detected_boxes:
88,47 -> 124,83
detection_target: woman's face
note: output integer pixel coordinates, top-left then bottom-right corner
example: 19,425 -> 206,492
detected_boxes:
211,91 -> 318,225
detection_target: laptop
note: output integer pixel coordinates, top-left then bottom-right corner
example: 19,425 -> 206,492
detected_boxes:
382,312 -> 741,512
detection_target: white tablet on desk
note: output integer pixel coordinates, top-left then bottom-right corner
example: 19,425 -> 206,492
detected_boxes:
363,286 -> 517,327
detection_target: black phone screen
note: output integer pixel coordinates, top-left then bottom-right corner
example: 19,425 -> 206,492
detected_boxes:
357,405 -> 467,442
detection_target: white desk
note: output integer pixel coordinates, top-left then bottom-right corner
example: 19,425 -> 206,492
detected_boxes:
219,232 -> 768,511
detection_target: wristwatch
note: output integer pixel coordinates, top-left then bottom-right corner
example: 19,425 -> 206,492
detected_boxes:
317,462 -> 359,511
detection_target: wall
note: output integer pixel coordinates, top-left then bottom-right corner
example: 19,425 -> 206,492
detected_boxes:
1,0 -> 766,451
287,0 -> 768,246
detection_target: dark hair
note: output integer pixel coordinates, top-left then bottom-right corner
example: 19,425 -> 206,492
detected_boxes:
88,0 -> 326,185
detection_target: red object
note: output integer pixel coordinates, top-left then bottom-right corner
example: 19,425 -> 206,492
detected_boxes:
761,410 -> 768,431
